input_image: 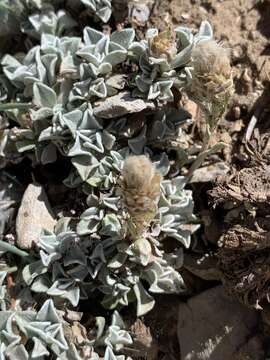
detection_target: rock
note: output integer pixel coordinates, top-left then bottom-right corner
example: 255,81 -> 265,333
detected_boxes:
128,1 -> 153,26
178,286 -> 259,360
16,183 -> 56,249
93,91 -> 155,119
190,162 -> 230,183
183,254 -> 222,281
233,336 -> 265,360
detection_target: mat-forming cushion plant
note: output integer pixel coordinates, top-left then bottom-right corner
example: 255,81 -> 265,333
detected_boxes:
0,0 -> 233,358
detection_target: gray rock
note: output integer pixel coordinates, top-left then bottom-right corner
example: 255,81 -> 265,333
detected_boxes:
93,91 -> 155,119
178,286 -> 259,360
16,183 -> 56,249
183,254 -> 222,281
190,162 -> 230,183
128,1 -> 153,25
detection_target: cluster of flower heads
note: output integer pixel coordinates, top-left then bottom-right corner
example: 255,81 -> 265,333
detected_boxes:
0,1 -> 233,358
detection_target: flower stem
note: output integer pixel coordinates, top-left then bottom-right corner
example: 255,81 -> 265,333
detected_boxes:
0,240 -> 29,258
0,266 -> 18,273
0,103 -> 31,111
187,129 -> 211,178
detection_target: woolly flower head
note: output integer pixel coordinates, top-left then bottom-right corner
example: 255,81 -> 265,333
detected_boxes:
149,29 -> 177,61
189,40 -> 234,125
122,155 -> 162,239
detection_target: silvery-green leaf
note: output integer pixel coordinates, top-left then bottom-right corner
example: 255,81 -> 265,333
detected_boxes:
95,316 -> 106,340
4,344 -> 28,360
110,29 -> 135,49
32,108 -> 54,121
105,325 -> 132,351
101,214 -> 121,236
127,238 -> 152,266
83,27 -> 104,45
77,207 -> 100,235
81,0 -> 112,22
196,20 -> 213,41
128,127 -> 146,154
133,281 -> 155,316
31,337 -> 50,358
71,155 -> 98,181
107,253 -> 128,269
103,50 -> 127,67
22,260 -> 47,285
175,26 -> 193,48
128,41 -> 146,60
36,299 -> 60,323
171,42 -> 193,69
154,153 -> 170,176
111,310 -> 125,328
89,78 -> 107,98
33,82 -> 57,109
31,275 -> 51,293
102,130 -> 115,150
41,143 -> 57,164
96,5 -> 112,23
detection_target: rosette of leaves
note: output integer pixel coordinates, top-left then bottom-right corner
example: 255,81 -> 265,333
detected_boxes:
21,5 -> 77,39
0,299 -> 69,359
80,0 -> 112,23
22,162 -> 196,316
93,310 -> 133,358
0,26 -> 135,166
0,295 -> 133,360
159,176 -> 200,248
129,21 -> 213,102
72,27 -> 135,100
0,0 -> 111,43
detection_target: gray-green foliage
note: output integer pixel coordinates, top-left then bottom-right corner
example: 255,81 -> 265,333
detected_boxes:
0,281 -> 133,360
0,14 -> 202,315
0,3 -> 208,356
0,0 -> 112,38
22,167 -> 197,315
130,21 -> 213,102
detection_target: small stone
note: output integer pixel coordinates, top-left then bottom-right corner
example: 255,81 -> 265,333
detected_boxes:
190,162 -> 230,183
16,183 -> 56,249
178,286 -> 259,360
128,1 -> 151,25
181,12 -> 190,20
183,254 -> 222,281
232,105 -> 241,120
93,92 -> 155,119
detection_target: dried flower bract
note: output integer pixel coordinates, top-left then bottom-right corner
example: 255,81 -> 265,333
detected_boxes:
149,29 -> 177,61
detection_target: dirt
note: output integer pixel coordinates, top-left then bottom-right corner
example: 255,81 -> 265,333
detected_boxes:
143,0 -> 270,357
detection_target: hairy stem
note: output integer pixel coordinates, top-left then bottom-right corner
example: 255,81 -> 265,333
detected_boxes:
0,240 -> 29,258
0,103 -> 31,111
0,266 -> 18,273
187,127 -> 211,178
